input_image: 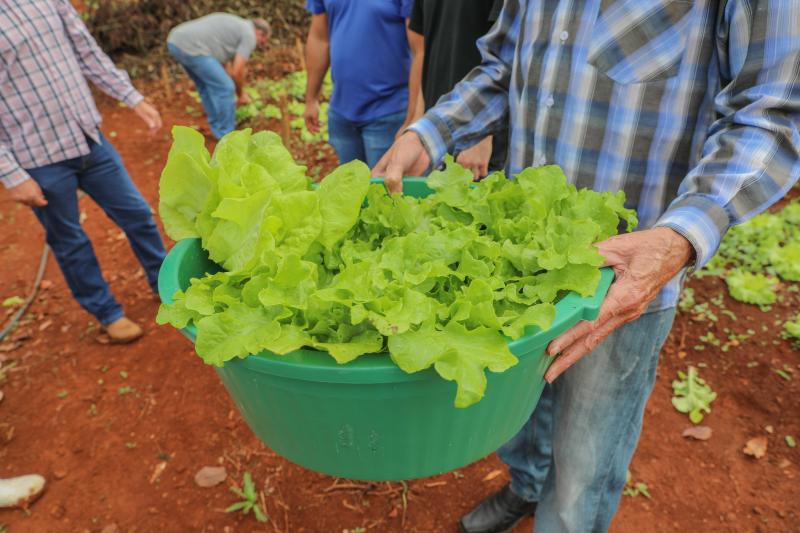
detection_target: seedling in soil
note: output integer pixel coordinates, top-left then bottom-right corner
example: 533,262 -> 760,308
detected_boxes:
773,368 -> 792,381
672,367 -> 717,424
226,472 -> 268,523
622,471 -> 651,499
786,436 -> 797,448
118,385 -> 133,395
57,390 -> 68,399
343,528 -> 365,533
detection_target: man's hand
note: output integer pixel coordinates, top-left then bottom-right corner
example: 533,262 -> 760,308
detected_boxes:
133,101 -> 162,133
238,92 -> 252,106
304,98 -> 321,133
371,131 -> 431,194
456,136 -> 493,180
7,179 -> 47,207
545,227 -> 693,382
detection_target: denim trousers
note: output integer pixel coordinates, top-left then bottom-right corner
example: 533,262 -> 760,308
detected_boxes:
498,308 -> 677,532
327,109 -> 406,167
168,43 -> 236,139
25,135 -> 166,326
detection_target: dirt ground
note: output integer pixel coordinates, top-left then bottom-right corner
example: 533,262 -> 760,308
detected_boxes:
0,77 -> 798,533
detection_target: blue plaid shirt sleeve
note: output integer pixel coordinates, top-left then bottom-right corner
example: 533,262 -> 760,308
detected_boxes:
55,0 -> 143,108
408,0 -> 520,163
654,0 -> 800,268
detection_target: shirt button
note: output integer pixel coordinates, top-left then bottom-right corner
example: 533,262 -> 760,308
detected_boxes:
546,96 -> 555,107
537,156 -> 546,166
560,30 -> 569,42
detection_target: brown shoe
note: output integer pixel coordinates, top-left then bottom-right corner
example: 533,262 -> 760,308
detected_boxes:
105,317 -> 144,344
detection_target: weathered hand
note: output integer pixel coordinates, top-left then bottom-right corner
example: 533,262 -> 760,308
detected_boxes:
304,98 -> 321,133
133,100 -> 162,133
238,92 -> 252,106
371,131 -> 431,194
7,178 -> 47,207
544,227 -> 693,382
456,136 -> 492,179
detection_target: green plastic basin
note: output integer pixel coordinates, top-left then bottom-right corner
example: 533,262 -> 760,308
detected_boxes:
157,178 -> 613,481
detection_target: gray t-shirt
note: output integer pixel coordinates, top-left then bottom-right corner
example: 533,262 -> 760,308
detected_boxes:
168,13 -> 256,64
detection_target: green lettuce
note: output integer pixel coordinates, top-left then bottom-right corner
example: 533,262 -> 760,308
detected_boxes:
157,128 -> 636,407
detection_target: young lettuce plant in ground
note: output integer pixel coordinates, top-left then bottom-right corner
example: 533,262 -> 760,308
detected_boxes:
157,127 -> 636,407
672,366 -> 717,423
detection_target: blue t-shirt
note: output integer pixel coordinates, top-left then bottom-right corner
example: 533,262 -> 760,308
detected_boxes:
307,0 -> 413,122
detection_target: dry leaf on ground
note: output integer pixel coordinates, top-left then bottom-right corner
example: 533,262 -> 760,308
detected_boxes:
194,466 -> 227,488
682,426 -> 712,441
482,469 -> 503,482
743,436 -> 768,459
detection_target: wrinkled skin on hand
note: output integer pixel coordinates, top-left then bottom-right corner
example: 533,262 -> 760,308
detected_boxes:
545,227 -> 693,382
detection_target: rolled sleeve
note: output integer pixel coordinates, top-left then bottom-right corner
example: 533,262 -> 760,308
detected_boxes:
0,144 -> 31,188
408,116 -> 451,167
400,0 -> 414,18
121,89 -> 144,109
654,194 -> 731,269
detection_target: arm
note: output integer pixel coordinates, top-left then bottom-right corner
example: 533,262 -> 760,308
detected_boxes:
230,54 -> 248,102
399,21 -> 425,137
374,0 -> 519,190
54,0 -> 161,131
304,13 -> 330,134
408,0 -> 518,164
546,0 -> 800,381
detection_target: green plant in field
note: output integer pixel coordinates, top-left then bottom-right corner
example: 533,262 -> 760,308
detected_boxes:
672,366 -> 717,424
678,287 -> 695,312
783,314 -> 800,343
702,202 -> 800,304
226,472 -> 268,523
622,471 -> 651,499
725,270 -> 778,305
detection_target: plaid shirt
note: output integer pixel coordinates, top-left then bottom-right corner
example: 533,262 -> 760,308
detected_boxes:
0,0 -> 143,188
410,0 -> 800,311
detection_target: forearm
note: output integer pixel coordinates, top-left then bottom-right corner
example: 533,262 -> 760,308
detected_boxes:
404,53 -> 424,125
305,37 -> 329,102
233,67 -> 246,97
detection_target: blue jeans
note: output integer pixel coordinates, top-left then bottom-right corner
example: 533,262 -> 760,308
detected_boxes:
26,135 -> 166,326
498,308 -> 676,532
168,42 -> 236,139
327,109 -> 406,167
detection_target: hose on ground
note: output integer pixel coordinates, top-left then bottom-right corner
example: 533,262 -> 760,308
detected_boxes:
0,244 -> 50,342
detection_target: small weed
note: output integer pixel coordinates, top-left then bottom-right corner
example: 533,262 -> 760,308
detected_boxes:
226,472 -> 268,523
118,385 -> 133,395
622,471 -> 651,499
57,390 -> 68,399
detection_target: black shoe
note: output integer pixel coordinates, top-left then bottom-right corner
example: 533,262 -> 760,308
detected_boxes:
459,483 -> 537,533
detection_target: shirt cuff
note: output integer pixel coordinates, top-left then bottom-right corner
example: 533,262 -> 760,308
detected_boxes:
1,167 -> 31,189
121,89 -> 144,109
407,116 -> 452,168
654,193 -> 731,269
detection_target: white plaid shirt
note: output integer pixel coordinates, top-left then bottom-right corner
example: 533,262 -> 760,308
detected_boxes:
0,0 -> 143,188
410,0 -> 800,310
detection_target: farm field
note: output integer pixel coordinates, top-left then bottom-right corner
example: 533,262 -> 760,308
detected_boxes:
1,48 -> 799,533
